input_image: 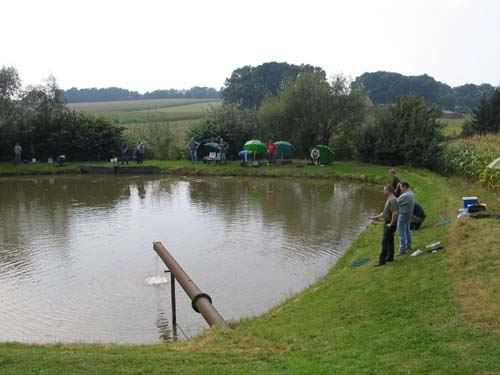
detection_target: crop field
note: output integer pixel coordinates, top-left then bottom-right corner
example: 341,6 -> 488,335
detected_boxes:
69,98 -> 222,144
440,116 -> 468,138
68,98 -> 221,125
68,98 -> 221,113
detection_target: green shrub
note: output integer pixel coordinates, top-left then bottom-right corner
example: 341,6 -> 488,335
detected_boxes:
187,104 -> 260,158
357,96 -> 444,167
125,123 -> 180,160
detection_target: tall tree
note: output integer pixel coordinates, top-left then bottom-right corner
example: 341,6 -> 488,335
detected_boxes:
0,66 -> 23,148
222,62 -> 325,109
0,66 -> 21,100
357,96 -> 443,167
466,89 -> 500,135
258,72 -> 367,156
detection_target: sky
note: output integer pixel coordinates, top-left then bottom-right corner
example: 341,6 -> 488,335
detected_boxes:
1,0 -> 499,92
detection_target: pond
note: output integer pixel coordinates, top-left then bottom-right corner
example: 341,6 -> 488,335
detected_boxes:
0,175 -> 380,343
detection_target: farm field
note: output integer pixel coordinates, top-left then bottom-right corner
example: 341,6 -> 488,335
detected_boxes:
68,98 -> 221,113
69,98 -> 222,144
440,116 -> 468,138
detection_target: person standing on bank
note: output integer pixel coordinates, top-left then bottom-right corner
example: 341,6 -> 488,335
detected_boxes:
267,140 -> 277,164
397,182 -> 416,254
14,143 -> 22,164
120,142 -> 129,165
389,168 -> 401,197
370,185 -> 399,266
136,141 -> 145,164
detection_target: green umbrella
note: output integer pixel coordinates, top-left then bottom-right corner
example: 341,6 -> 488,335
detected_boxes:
273,141 -> 295,159
244,140 -> 266,154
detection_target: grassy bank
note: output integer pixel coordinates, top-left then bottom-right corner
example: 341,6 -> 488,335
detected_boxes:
0,160 -> 388,184
1,162 -> 499,374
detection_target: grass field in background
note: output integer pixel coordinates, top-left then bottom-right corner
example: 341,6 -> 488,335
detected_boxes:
68,98 -> 221,113
69,98 -> 222,144
440,117 -> 468,138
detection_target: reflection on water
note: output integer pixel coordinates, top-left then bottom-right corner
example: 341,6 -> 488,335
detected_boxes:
0,175 -> 380,343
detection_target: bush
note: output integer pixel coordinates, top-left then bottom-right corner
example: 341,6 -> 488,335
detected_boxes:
36,110 -> 124,161
357,96 -> 444,167
187,105 -> 260,158
0,108 -> 124,161
125,123 -> 178,160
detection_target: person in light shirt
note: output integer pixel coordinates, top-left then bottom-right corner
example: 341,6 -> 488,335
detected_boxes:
397,182 -> 416,254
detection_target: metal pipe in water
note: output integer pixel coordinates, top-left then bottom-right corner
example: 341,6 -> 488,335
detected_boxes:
153,241 -> 228,330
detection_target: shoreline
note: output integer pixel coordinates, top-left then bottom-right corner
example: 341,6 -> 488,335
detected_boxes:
0,160 -> 389,185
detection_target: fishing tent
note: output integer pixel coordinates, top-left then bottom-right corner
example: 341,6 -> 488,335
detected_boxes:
188,138 -> 227,162
310,145 -> 334,165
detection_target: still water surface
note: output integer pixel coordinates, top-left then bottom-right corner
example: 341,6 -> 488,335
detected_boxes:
0,176 -> 380,343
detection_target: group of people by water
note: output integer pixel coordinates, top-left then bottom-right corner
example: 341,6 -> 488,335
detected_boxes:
370,168 -> 426,266
119,142 -> 146,165
11,141 -> 147,166
12,143 -> 66,166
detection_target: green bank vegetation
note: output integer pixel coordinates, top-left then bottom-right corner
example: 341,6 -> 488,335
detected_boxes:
440,134 -> 500,192
1,163 -> 500,374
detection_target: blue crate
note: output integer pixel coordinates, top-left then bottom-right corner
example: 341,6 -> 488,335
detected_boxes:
463,196 -> 479,209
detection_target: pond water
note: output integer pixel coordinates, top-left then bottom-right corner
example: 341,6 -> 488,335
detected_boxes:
0,175 -> 380,343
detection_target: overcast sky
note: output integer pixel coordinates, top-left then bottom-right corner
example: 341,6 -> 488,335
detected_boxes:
1,0 -> 499,92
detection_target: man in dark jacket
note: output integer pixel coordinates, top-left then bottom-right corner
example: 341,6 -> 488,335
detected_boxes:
411,203 -> 426,230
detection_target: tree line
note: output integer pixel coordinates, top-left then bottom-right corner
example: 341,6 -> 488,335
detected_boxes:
63,86 -> 220,103
64,67 -> 496,113
355,71 -> 496,113
190,62 -> 445,167
3,61 -> 498,164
